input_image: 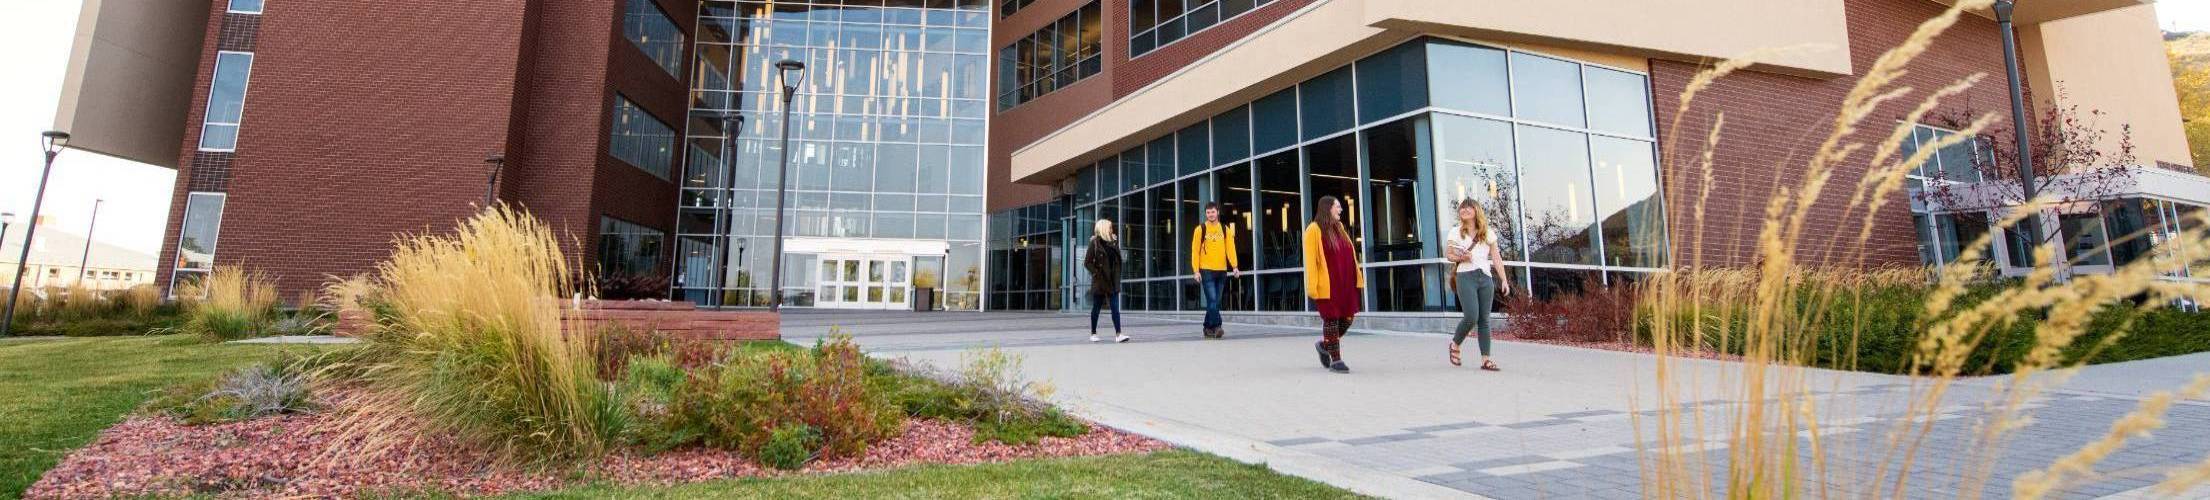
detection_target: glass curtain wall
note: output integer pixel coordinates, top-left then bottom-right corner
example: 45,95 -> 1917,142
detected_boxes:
1025,37 -> 1668,313
679,0 -> 991,309
986,202 -> 1067,310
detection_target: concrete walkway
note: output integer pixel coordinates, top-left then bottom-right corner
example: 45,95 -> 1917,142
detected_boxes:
784,311 -> 2210,499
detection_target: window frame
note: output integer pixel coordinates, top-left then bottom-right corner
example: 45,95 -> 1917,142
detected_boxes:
996,1 -> 1102,111
226,0 -> 263,15
1129,0 -> 1279,59
197,51 -> 256,153
609,94 -> 677,180
623,0 -> 688,79
168,192 -> 229,298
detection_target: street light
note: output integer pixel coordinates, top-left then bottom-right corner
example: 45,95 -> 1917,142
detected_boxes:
767,58 -> 806,311
483,153 -> 505,206
75,199 -> 102,288
3,130 -> 70,337
1994,1 -> 2043,246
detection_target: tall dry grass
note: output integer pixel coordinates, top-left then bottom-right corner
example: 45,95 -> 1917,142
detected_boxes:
179,267 -> 280,341
330,204 -> 621,462
1635,0 -> 2210,497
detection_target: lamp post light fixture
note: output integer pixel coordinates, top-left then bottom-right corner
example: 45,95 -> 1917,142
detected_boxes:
3,130 -> 71,337
767,58 -> 806,311
75,199 -> 102,288
483,153 -> 506,206
1993,0 -> 2043,247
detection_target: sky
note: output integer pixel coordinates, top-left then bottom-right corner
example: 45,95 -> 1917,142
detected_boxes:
0,1 -> 2206,261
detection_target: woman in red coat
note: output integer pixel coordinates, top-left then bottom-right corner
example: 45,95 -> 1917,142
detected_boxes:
1302,195 -> 1364,373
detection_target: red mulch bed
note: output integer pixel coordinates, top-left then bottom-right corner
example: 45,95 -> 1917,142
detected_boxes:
1495,332 -> 1744,361
27,394 -> 1167,499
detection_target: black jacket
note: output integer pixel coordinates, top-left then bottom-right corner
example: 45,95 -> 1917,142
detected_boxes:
1084,237 -> 1124,296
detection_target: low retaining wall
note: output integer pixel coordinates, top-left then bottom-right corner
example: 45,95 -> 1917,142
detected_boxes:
332,300 -> 780,341
564,300 -> 780,341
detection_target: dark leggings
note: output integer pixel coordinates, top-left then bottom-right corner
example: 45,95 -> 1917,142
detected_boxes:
1452,270 -> 1495,356
1320,317 -> 1351,360
1090,292 -> 1122,334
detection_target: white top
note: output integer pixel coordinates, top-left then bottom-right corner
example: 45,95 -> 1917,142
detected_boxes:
1446,229 -> 1499,275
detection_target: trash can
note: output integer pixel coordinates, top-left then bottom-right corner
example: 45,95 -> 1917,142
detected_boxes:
913,287 -> 936,311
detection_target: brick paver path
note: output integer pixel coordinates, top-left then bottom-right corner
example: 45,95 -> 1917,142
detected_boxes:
784,311 -> 2210,499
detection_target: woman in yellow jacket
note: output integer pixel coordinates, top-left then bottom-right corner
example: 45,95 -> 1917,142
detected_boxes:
1304,195 -> 1364,374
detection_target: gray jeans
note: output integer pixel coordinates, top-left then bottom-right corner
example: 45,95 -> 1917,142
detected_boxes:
1452,270 -> 1495,356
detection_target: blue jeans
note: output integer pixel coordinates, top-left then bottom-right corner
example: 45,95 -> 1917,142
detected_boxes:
1200,270 -> 1228,329
1090,292 -> 1121,334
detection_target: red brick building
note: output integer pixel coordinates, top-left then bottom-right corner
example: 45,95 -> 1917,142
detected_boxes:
982,0 -> 2198,313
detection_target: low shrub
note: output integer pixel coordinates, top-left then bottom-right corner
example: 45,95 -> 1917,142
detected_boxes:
5,285 -> 183,337
1503,276 -> 1639,344
179,267 -> 280,341
263,310 -> 331,337
150,356 -> 316,425
624,335 -> 899,465
757,424 -> 823,470
873,349 -> 1088,445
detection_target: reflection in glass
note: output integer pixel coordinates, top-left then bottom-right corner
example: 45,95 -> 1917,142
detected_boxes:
1256,150 -> 1302,270
2059,212 -> 2112,266
1356,42 -> 1428,124
1432,114 -> 1522,260
1252,88 -> 1299,154
1516,125 -> 1596,265
1178,122 -> 1210,176
1299,66 -> 1355,140
1259,273 -> 1304,311
1151,180 -> 1178,277
1509,52 -> 1585,128
1427,41 -> 1508,116
1304,135 -> 1361,244
1212,105 -> 1250,166
1584,67 -> 1652,137
1369,265 -> 1444,312
1589,136 -> 1666,268
1216,162 -> 1255,270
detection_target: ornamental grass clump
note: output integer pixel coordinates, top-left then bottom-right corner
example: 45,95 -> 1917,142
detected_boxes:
180,267 -> 280,341
151,354 -> 317,425
331,205 -> 622,462
1635,0 -> 2210,497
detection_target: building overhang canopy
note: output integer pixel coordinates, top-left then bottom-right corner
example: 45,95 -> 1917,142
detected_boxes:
52,0 -> 213,168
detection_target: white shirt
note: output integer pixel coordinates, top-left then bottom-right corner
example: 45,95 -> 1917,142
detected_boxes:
1447,229 -> 1499,275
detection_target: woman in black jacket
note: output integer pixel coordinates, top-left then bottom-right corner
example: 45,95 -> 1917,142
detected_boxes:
1084,218 -> 1130,343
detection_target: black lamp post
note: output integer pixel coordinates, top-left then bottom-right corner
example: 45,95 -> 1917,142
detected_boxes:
709,111 -> 743,305
483,153 -> 505,206
4,130 -> 70,337
1994,0 -> 2043,246
768,58 -> 806,311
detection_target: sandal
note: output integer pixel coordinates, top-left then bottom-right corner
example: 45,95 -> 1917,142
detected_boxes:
1449,343 -> 1462,367
1480,359 -> 1501,372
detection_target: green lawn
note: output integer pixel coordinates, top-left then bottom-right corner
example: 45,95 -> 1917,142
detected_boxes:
0,335 -> 314,498
509,450 -> 1365,499
0,336 -> 1361,499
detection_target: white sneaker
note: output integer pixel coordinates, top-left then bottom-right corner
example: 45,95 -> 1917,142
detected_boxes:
1089,334 -> 1101,343
1115,334 -> 1132,343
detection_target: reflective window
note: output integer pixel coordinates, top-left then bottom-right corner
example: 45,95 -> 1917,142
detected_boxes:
1356,42 -> 1428,124
1176,176 -> 1208,277
1584,67 -> 1652,137
1299,66 -> 1356,140
1212,105 -> 1250,166
997,2 -> 1102,110
1150,181 -> 1178,277
610,95 -> 676,179
198,52 -> 254,152
1177,122 -> 1209,176
599,217 -> 667,277
1130,0 -> 1279,57
1305,134 -> 1360,240
1147,136 -> 1176,186
1122,193 -> 1147,279
169,192 -> 227,296
1590,136 -> 1666,268
1251,88 -> 1299,153
227,0 -> 263,14
1216,162 -> 1255,270
2059,212 -> 2112,266
1517,126 -> 1596,265
1255,150 -> 1302,270
625,0 -> 686,78
1509,52 -> 1585,128
1428,41 -> 1509,116
1362,116 -> 1434,262
1432,114 -> 1522,260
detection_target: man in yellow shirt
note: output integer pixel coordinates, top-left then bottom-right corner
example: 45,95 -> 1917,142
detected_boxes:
1190,203 -> 1239,338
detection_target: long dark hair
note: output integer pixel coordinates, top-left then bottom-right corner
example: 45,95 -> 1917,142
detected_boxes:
1315,196 -> 1348,240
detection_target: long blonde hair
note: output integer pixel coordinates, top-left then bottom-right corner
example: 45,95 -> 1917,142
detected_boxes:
1094,218 -> 1116,242
1454,198 -> 1491,241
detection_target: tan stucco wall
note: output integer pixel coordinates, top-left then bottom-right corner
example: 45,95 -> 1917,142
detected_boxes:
1363,0 -> 1851,76
52,0 -> 212,168
2020,4 -> 2193,168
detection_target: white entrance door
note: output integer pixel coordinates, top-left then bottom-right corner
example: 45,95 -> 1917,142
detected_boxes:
815,255 -> 911,310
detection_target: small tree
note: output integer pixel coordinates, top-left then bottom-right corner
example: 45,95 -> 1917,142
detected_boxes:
1913,88 -> 2139,263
